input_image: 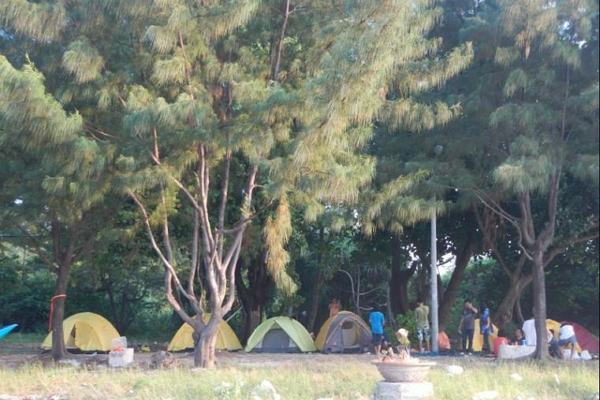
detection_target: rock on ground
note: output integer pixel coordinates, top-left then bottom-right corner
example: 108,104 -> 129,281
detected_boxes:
253,380 -> 281,400
373,382 -> 434,400
472,391 -> 500,400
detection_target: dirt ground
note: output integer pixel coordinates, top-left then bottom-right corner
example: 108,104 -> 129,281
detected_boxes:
0,342 -> 377,370
0,341 -> 498,371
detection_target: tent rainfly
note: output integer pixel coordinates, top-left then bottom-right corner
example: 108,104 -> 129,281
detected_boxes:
245,317 -> 316,353
315,311 -> 371,353
0,324 -> 18,340
562,321 -> 599,354
472,319 -> 499,352
41,312 -> 120,352
168,316 -> 242,352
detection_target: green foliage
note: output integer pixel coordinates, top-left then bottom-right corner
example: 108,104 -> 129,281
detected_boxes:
0,0 -> 597,352
386,312 -> 417,347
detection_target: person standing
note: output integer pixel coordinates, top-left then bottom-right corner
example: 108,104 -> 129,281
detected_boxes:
458,299 -> 477,354
369,306 -> 386,355
558,323 -> 579,359
415,300 -> 430,353
480,302 -> 493,354
522,313 -> 537,346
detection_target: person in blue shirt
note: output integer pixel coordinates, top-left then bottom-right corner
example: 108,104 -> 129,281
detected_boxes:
480,302 -> 493,354
369,306 -> 386,355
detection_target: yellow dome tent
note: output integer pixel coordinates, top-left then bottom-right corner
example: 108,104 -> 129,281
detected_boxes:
472,319 -> 499,352
168,316 -> 242,352
41,312 -> 120,352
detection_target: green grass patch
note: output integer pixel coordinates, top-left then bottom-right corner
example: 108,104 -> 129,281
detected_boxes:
0,360 -> 597,400
0,333 -> 46,345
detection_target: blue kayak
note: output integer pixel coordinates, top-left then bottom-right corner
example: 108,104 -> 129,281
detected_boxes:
0,324 -> 18,339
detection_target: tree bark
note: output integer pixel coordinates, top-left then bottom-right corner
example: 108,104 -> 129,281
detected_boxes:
437,237 -> 475,331
514,289 -> 526,324
51,262 -> 72,361
236,253 -> 272,343
270,0 -> 291,82
307,268 -> 324,333
194,323 -> 218,369
532,251 -> 549,360
390,236 -> 418,315
493,274 -> 533,327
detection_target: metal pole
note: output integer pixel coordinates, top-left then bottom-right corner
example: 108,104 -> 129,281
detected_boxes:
431,198 -> 439,354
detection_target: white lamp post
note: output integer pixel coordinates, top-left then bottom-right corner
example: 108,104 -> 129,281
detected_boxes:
430,145 -> 443,355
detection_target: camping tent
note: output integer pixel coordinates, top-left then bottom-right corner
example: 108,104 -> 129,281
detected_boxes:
0,324 -> 18,340
547,319 -> 582,352
168,316 -> 242,352
315,311 -> 372,353
41,312 -> 120,352
563,321 -> 599,353
472,319 -> 499,352
523,319 -> 583,352
246,316 -> 316,353
546,319 -> 562,339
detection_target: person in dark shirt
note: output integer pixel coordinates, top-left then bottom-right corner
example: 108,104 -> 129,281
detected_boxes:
458,299 -> 478,353
479,302 -> 493,354
511,328 -> 527,346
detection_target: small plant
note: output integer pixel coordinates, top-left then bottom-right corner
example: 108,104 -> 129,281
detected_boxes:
214,379 -> 249,400
385,312 -> 417,347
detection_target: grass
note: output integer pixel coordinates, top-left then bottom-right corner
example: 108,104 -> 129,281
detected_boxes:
0,333 -> 46,345
0,359 -> 598,400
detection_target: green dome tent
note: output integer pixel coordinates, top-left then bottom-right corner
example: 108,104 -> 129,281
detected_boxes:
245,316 -> 316,353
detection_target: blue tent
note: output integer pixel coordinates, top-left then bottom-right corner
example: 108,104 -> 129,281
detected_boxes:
0,324 -> 18,340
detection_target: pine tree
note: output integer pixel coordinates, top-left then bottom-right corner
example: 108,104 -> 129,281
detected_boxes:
468,0 -> 599,359
0,0 -> 140,359
111,0 -> 475,367
0,56 -> 114,359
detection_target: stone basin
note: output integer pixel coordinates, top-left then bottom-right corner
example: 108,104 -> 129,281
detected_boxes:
373,360 -> 436,383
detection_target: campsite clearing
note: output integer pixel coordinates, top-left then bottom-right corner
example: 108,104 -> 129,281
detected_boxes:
0,346 -> 598,400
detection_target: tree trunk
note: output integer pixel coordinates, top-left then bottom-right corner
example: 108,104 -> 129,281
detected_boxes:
514,289 -> 525,324
307,268 -> 324,333
390,236 -> 415,315
51,263 -> 71,361
386,286 -> 395,327
532,252 -> 549,360
438,235 -> 476,331
194,329 -> 218,368
243,306 -> 263,344
390,267 -> 411,315
236,254 -> 271,343
493,275 -> 533,327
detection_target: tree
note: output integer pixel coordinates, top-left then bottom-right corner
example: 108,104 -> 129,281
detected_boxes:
473,0 -> 599,359
113,0 -> 479,368
0,56 -> 116,359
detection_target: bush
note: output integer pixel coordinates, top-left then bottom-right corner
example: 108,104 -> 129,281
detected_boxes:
385,312 -> 417,347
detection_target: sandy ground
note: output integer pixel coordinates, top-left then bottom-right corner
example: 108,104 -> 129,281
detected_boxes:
0,342 -> 376,370
0,342 -> 496,371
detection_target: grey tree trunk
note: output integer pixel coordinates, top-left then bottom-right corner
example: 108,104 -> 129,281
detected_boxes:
532,252 -> 549,360
51,263 -> 72,361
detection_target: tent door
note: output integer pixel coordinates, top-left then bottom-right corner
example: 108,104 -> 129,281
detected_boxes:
262,328 -> 293,350
341,321 -> 360,347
